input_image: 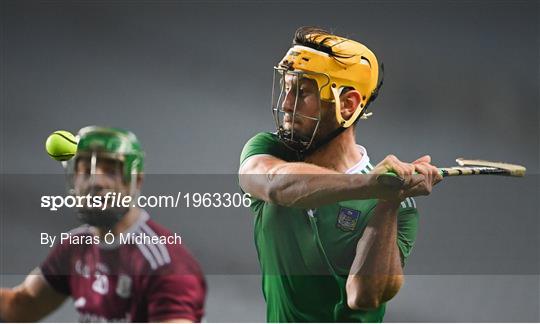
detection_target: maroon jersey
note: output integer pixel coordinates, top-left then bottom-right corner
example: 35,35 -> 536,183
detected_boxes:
40,210 -> 206,322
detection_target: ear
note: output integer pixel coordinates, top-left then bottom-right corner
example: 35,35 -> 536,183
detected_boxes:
340,89 -> 362,121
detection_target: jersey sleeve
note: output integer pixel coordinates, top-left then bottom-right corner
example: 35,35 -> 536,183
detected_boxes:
39,243 -> 71,295
239,132 -> 297,214
146,252 -> 207,322
396,197 -> 419,267
240,132 -> 287,166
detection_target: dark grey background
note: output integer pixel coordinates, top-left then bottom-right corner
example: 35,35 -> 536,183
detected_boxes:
1,0 -> 539,322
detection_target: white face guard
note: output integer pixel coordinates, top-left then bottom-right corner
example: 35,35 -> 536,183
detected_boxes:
271,68 -> 331,152
65,151 -> 139,228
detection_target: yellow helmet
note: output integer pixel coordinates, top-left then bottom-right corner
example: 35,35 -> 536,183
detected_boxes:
272,27 -> 383,153
277,29 -> 382,127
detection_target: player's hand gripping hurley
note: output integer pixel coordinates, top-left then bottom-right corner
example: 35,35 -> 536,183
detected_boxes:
377,158 -> 526,189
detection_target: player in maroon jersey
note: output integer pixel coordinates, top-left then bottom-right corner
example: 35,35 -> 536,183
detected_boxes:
0,126 -> 206,322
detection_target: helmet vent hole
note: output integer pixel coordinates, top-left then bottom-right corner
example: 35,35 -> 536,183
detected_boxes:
360,56 -> 371,67
301,57 -> 310,62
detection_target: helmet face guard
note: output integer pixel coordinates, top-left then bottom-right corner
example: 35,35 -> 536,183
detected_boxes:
271,68 -> 330,152
65,126 -> 144,229
66,151 -> 139,228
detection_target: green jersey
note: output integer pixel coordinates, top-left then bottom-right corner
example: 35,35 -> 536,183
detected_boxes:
240,132 -> 419,322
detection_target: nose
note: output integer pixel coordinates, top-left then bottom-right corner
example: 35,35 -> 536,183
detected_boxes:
86,174 -> 108,194
80,168 -> 116,194
282,89 -> 296,113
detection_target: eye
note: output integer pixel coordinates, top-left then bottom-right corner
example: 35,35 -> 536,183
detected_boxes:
99,160 -> 123,177
299,85 -> 313,97
285,83 -> 296,94
75,159 -> 91,175
77,167 -> 89,175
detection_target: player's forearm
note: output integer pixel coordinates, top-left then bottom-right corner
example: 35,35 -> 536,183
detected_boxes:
0,288 -> 14,321
243,162 -> 382,208
346,201 -> 404,310
0,287 -> 40,322
1,271 -> 66,321
0,287 -> 21,321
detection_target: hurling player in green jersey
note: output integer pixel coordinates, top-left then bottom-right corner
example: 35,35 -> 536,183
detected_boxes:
239,27 -> 442,322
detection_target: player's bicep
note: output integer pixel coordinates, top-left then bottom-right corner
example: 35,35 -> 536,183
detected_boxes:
238,154 -> 286,201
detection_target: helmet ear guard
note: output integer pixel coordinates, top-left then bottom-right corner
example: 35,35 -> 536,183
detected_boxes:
331,85 -> 365,128
333,61 -> 384,126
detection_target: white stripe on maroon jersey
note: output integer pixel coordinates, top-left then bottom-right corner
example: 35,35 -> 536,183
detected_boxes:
140,222 -> 171,264
136,228 -> 165,266
135,239 -> 158,270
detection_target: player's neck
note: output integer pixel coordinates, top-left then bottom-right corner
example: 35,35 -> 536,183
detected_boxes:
305,128 -> 362,173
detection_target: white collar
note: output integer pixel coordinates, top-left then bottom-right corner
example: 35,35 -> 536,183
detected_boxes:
345,145 -> 370,174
